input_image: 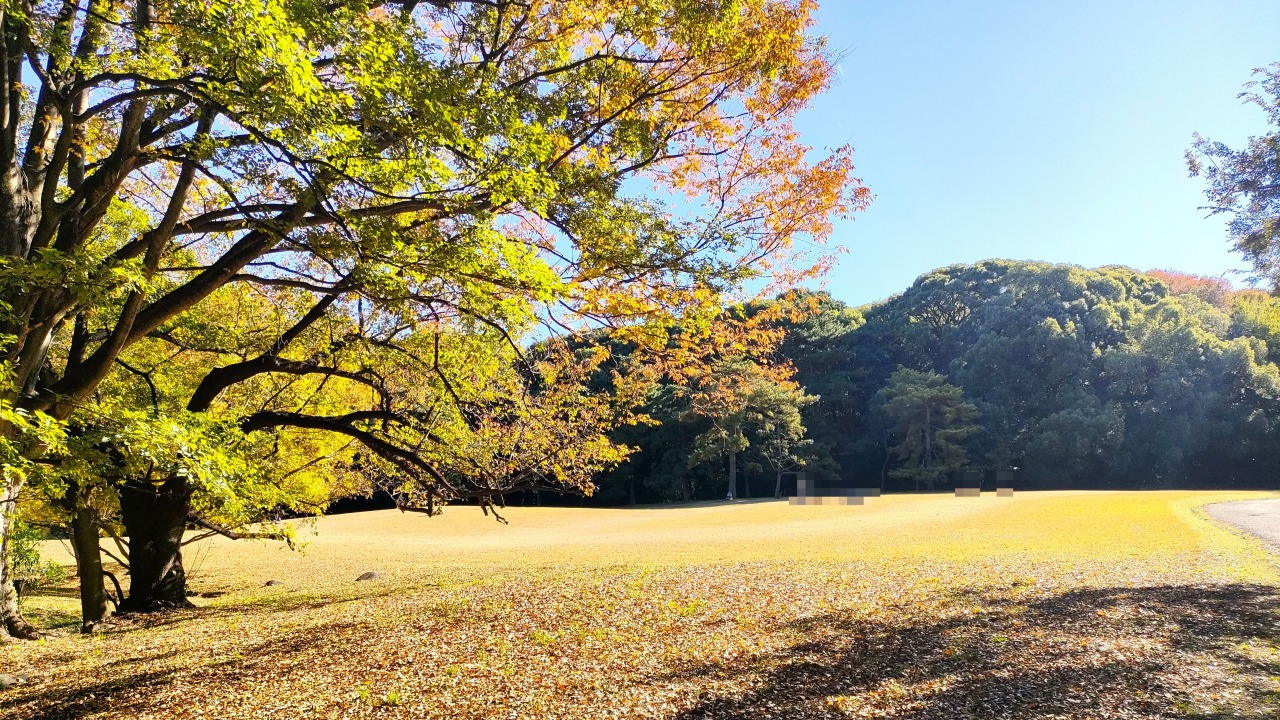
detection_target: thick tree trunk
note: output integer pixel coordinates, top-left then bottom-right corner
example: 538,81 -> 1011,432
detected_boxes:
742,465 -> 750,499
726,451 -> 737,500
1,471 -> 38,640
70,500 -> 111,630
118,478 -> 194,613
681,479 -> 691,503
774,470 -> 783,499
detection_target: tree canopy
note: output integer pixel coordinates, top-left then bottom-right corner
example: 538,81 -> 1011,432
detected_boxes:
876,367 -> 978,490
0,0 -> 866,639
1189,63 -> 1280,290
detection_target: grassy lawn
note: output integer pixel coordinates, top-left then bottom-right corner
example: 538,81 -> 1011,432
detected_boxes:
3,490 -> 1280,719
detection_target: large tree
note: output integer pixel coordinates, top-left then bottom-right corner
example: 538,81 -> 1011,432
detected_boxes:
48,316 -> 638,618
876,367 -> 979,490
0,0 -> 867,639
684,358 -> 813,501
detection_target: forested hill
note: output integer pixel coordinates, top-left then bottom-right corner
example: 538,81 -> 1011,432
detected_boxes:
590,260 -> 1280,503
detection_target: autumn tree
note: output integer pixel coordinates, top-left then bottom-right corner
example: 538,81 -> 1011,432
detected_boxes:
0,0 -> 867,638
675,303 -> 798,501
1188,63 -> 1280,290
587,292 -> 848,504
685,351 -> 812,501
1146,270 -> 1235,310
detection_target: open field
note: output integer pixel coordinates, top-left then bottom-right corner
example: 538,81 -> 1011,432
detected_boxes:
4,490 -> 1280,719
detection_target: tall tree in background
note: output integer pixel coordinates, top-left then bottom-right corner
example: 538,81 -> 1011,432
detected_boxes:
877,367 -> 979,490
763,291 -> 863,480
684,335 -> 808,501
686,358 -> 771,501
746,381 -> 815,498
0,0 -> 867,639
1189,63 -> 1280,290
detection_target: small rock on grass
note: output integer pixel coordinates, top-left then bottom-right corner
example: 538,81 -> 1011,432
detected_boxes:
0,672 -> 31,690
264,580 -> 283,587
355,572 -> 383,582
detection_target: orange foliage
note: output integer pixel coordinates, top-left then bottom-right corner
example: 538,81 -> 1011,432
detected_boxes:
1146,269 -> 1236,310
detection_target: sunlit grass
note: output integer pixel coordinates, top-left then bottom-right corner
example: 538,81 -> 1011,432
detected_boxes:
4,490 -> 1279,719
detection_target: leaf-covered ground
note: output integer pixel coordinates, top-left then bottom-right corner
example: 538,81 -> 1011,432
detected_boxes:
3,491 -> 1280,719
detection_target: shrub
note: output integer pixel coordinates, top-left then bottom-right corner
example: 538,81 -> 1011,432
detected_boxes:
11,520 -> 66,598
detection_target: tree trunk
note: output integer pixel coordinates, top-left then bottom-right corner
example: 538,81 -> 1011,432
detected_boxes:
56,481 -> 111,630
0,137 -> 49,640
627,476 -> 636,506
70,499 -> 111,630
774,470 -> 784,498
0,472 -> 39,640
118,477 -> 194,613
726,451 -> 737,500
742,465 -> 750,498
681,479 -> 691,503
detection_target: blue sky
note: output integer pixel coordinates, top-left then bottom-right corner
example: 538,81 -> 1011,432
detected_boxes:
797,0 -> 1280,306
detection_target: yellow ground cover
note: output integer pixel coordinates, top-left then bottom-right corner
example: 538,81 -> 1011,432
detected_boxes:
3,490 -> 1279,719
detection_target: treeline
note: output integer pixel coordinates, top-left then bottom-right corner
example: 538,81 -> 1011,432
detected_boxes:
588,261 -> 1280,502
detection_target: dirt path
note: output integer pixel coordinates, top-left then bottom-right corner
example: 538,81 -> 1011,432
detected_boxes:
1205,498 -> 1280,554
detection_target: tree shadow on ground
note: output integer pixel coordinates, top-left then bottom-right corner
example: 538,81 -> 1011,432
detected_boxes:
669,583 -> 1280,719
0,619 -> 376,719
66,580 -> 432,636
7,582 -> 1278,719
2,583 -> 444,718
20,585 -> 79,600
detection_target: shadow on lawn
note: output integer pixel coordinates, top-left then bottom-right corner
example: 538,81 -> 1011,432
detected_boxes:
120,582 -> 417,628
30,579 -> 435,638
0,619 -> 378,720
670,584 -> 1280,719
7,583 -> 1279,719
1,584 -> 435,719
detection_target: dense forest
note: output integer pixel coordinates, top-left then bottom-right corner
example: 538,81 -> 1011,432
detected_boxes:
587,261 -> 1280,503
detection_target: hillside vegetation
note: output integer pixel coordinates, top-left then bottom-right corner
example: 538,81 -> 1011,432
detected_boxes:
593,262 -> 1280,503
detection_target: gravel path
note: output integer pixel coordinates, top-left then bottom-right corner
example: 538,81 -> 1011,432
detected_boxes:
1205,498 -> 1280,554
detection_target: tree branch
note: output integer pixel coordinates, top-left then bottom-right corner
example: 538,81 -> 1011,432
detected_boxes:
185,515 -> 296,549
